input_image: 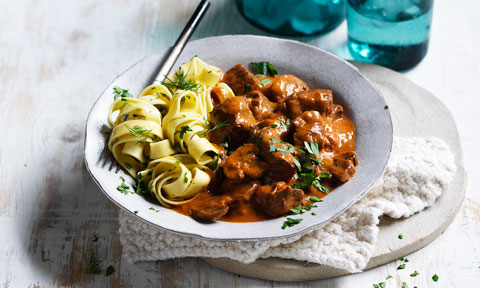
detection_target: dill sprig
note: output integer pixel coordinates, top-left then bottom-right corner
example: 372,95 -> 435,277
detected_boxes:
125,124 -> 152,144
82,250 -> 103,275
162,69 -> 200,92
198,121 -> 230,136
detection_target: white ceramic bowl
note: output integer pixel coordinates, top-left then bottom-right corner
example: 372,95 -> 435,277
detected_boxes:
84,35 -> 392,241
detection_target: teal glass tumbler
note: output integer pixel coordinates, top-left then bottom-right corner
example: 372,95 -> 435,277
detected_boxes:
346,0 -> 434,71
235,0 -> 345,37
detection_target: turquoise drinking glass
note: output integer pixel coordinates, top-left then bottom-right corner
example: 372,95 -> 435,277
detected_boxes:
347,0 -> 434,71
236,0 -> 345,37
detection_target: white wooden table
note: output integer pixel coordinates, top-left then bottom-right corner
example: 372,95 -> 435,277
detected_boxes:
1,0 -> 479,287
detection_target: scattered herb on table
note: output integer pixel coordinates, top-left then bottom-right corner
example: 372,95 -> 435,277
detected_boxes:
105,265 -> 115,276
410,270 -> 419,277
134,210 -> 139,214
398,234 -> 404,239
386,275 -> 393,280
402,282 -> 409,288
397,264 -> 406,270
432,274 -> 439,282
82,250 -> 103,275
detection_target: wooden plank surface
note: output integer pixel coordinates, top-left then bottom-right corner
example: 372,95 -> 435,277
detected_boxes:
0,0 -> 479,287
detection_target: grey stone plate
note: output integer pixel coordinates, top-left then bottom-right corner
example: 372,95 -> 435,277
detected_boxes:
84,35 -> 392,241
203,62 -> 466,281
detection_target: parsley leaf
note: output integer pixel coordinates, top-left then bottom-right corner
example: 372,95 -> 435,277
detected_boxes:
410,270 -> 419,277
117,176 -> 130,195
260,77 -> 271,85
175,125 -> 193,139
398,234 -> 404,239
250,61 -> 279,76
386,275 -> 393,280
397,264 -> 406,270
432,274 -> 439,282
113,86 -> 133,100
290,204 -> 303,215
309,196 -> 322,202
281,217 -> 303,229
135,173 -> 149,196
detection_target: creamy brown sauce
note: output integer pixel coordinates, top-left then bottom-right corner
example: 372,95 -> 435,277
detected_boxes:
174,64 -> 357,223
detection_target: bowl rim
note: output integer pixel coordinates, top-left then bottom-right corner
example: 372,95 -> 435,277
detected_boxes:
84,34 -> 392,241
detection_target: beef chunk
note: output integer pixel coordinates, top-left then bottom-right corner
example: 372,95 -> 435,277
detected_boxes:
188,195 -> 232,221
256,116 -> 292,140
269,74 -> 308,102
222,64 -> 261,95
293,111 -> 326,147
255,182 -> 305,217
297,89 -> 334,116
245,90 -> 276,121
219,179 -> 260,202
257,124 -> 296,181
208,96 -> 257,148
223,144 -> 267,180
330,151 -> 358,183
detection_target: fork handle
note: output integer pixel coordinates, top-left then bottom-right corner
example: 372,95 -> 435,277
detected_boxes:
154,0 -> 211,84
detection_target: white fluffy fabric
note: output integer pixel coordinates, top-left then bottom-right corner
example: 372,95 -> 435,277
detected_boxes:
118,137 -> 456,272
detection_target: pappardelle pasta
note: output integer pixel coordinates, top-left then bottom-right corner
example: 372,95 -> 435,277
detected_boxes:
107,57 -> 234,206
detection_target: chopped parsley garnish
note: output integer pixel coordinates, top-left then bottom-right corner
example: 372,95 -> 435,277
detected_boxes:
281,217 -> 303,229
293,157 -> 302,171
260,77 -> 271,85
105,266 -> 115,276
311,212 -> 316,216
250,61 -> 279,76
199,121 -> 230,136
134,210 -> 139,214
135,173 -> 149,196
175,125 -> 193,139
290,204 -> 303,215
410,270 -> 419,277
162,69 -> 200,92
113,86 -> 133,100
269,142 -> 294,155
386,275 -> 393,280
149,207 -> 160,212
398,234 -> 404,239
304,141 -> 320,158
402,282 -> 408,288
183,172 -> 188,183
82,250 -> 103,275
432,274 -> 439,282
124,163 -> 132,170
271,124 -> 278,128
117,176 -> 130,195
397,264 -> 406,270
